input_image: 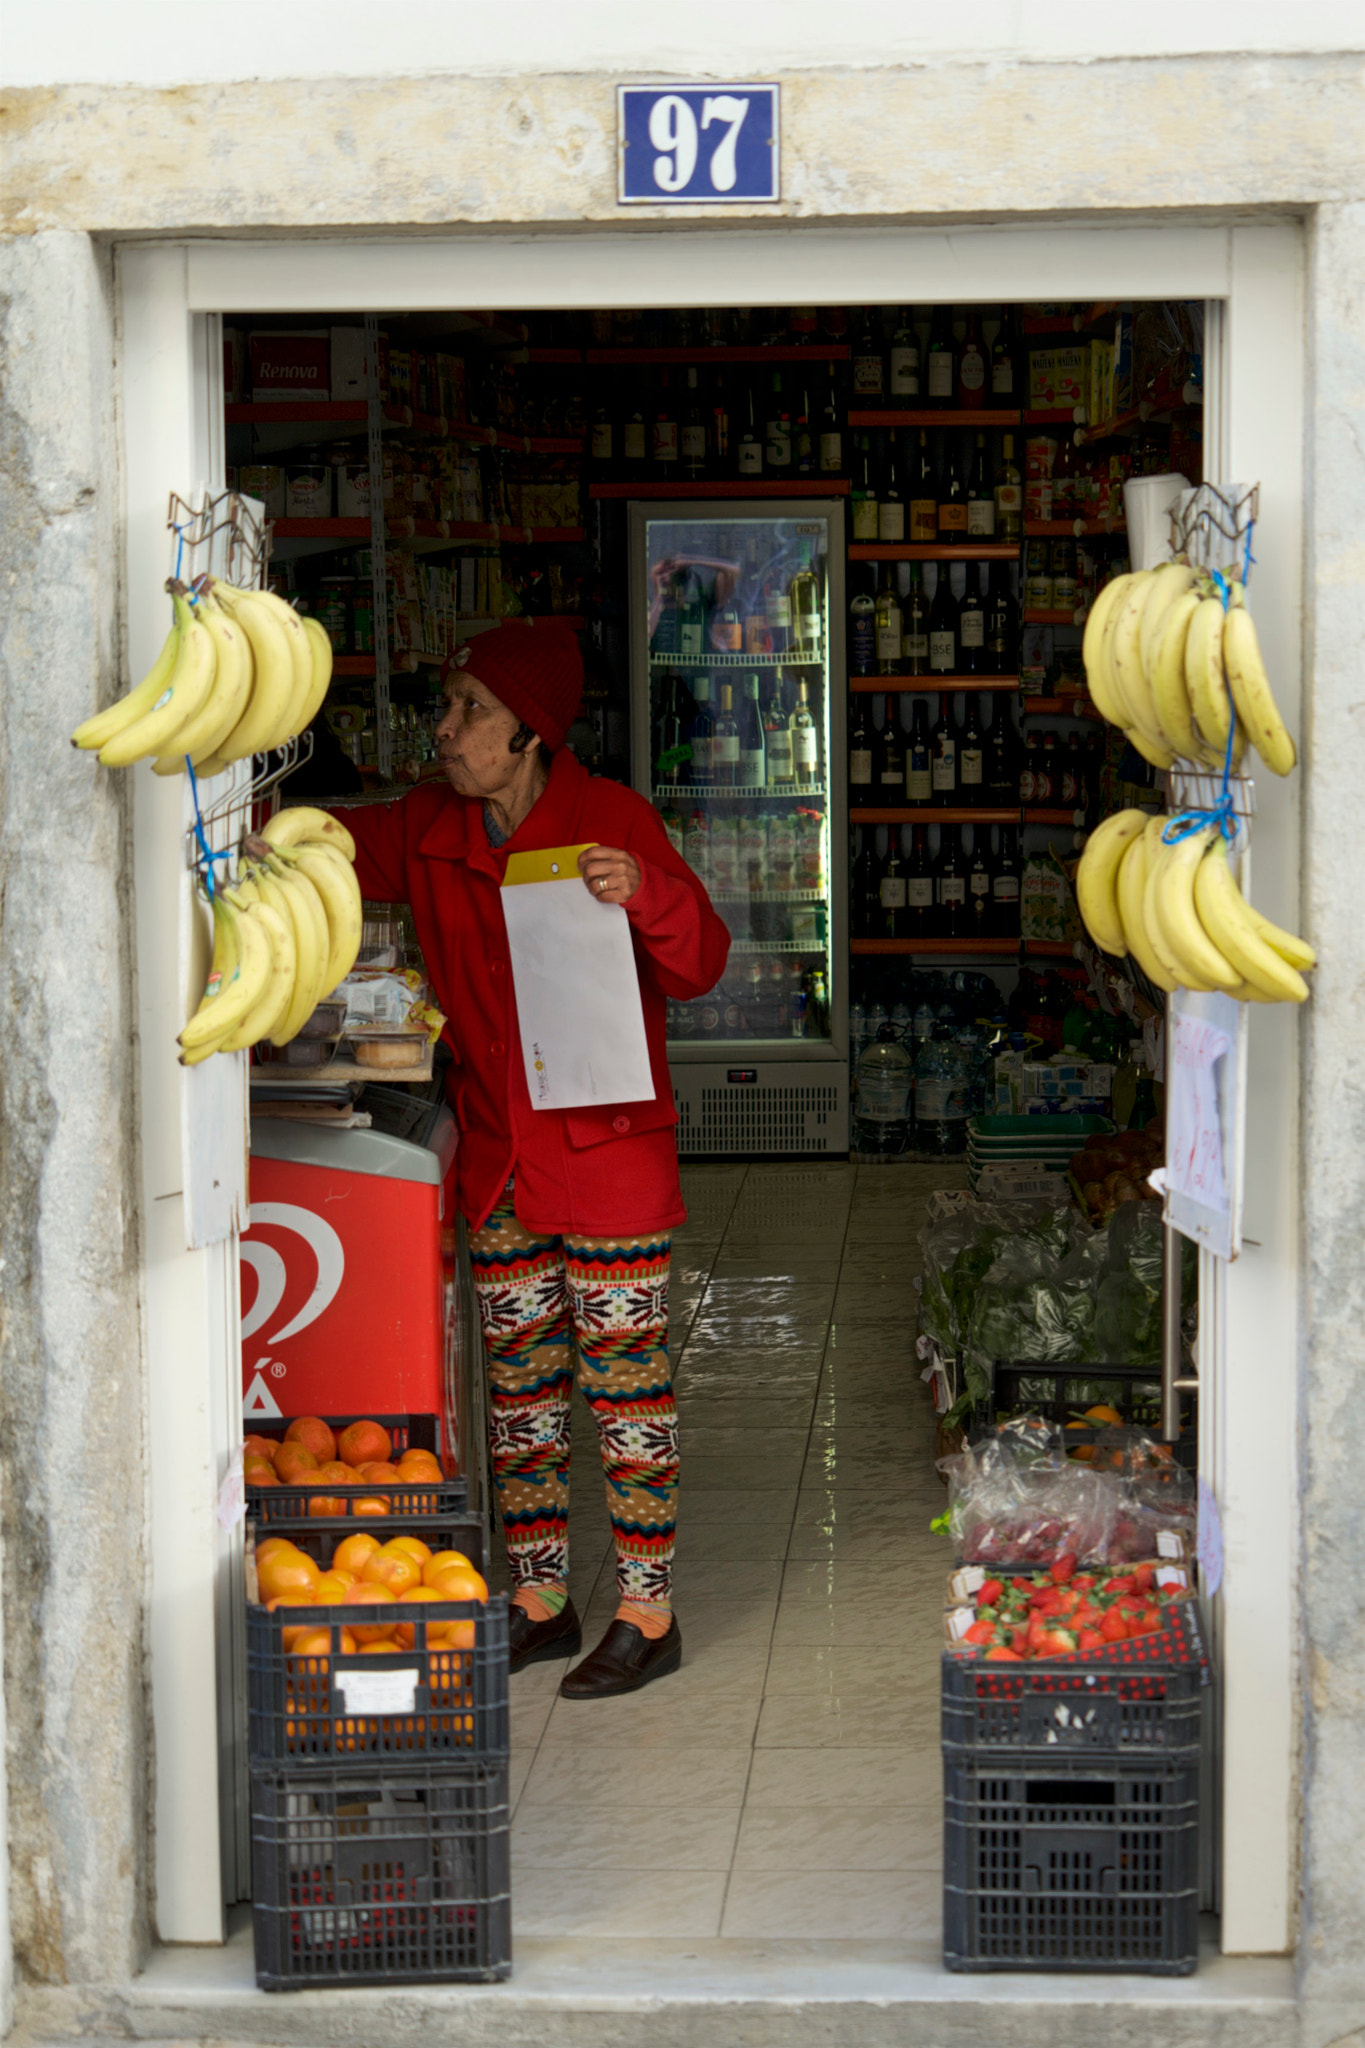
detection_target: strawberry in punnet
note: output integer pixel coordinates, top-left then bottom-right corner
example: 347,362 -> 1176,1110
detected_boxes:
1072,1573 -> 1097,1591
1050,1553 -> 1078,1583
964,1619 -> 997,1646
1035,1626 -> 1078,1658
1077,1627 -> 1105,1651
985,1646 -> 1022,1661
1132,1564 -> 1156,1594
1010,1577 -> 1033,1594
976,1579 -> 1004,1610
1099,1608 -> 1129,1642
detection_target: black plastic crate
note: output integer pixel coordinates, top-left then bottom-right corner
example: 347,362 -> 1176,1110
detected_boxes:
943,1752 -> 1200,1973
970,1362 -> 1198,1472
251,1759 -> 510,1988
246,1412 -> 468,1522
942,1646 -> 1203,1758
248,1595 -> 509,1767
251,1507 -> 488,1578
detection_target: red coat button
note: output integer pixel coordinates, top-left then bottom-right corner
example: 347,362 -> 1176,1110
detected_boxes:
490,960 -> 505,977
491,1039 -> 506,1056
612,1114 -> 631,1134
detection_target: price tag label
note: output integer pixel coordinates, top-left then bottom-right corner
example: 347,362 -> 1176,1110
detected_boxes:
335,1667 -> 420,1715
618,85 -> 779,205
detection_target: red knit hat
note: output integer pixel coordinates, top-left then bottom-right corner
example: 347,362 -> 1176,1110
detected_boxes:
444,621 -> 583,752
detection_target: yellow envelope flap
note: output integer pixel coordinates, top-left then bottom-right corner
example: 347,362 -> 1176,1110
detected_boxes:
502,842 -> 599,887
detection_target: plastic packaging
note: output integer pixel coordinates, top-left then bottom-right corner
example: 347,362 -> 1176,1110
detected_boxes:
938,1419 -> 1116,1568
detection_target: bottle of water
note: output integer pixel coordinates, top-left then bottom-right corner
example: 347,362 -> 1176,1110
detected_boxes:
849,1002 -> 868,1068
868,1001 -> 889,1046
855,1025 -> 913,1158
890,1001 -> 912,1044
914,1026 -> 971,1157
912,998 -> 936,1045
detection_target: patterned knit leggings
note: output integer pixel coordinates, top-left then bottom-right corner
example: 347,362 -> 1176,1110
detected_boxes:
468,1183 -> 678,1611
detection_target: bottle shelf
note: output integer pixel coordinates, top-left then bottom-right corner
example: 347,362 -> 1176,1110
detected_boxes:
1021,695 -> 1101,718
1022,305 -> 1117,337
850,937 -> 1074,957
727,938 -> 829,954
851,806 -> 1084,827
227,401 -> 368,425
654,784 -> 825,801
1023,407 -> 1087,427
847,543 -> 1017,561
709,888 -> 827,904
1025,518 -> 1126,537
591,480 -> 849,500
847,410 -> 1019,429
848,675 -> 1019,694
649,651 -> 822,670
585,346 -> 850,365
1023,607 -> 1084,626
852,807 -> 1018,826
272,518 -> 371,541
525,347 -> 584,364
388,521 -> 587,547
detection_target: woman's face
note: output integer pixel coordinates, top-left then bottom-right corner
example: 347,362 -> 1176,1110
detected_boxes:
435,669 -> 538,798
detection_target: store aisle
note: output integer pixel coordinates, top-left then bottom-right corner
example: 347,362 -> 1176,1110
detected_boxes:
499,1160 -> 967,1944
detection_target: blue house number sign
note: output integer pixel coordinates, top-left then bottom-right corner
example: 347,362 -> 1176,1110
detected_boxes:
618,84 -> 779,205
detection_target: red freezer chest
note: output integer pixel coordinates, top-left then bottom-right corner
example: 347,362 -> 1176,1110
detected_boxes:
241,1118 -> 455,1422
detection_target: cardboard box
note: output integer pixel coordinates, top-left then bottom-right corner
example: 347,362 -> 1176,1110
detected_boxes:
249,329 -> 329,402
329,325 -> 369,401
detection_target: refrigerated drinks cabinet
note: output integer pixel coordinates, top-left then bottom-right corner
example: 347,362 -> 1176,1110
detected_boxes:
629,501 -> 849,1157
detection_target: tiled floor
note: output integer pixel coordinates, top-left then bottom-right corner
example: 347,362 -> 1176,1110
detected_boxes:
495,1159 -> 967,1943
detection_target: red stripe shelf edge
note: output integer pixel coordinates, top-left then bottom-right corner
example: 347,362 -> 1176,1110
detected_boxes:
849,937 -> 1075,958
847,409 -> 1019,429
589,480 -> 850,500
848,676 -> 1019,694
847,543 -> 1017,561
585,346 -> 850,365
272,518 -> 371,540
226,401 -> 366,424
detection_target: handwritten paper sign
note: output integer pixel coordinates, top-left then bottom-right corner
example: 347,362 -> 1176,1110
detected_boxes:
1161,989 -> 1247,1260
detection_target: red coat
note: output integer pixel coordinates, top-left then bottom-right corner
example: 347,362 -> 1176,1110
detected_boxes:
334,750 -> 730,1236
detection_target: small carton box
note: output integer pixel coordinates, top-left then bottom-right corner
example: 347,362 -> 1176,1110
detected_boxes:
249,329 -> 329,403
1028,349 -> 1056,407
1050,345 -> 1086,409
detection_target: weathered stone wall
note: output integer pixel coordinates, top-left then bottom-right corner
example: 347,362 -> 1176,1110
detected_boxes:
0,230 -> 150,1989
2,54 -> 1364,235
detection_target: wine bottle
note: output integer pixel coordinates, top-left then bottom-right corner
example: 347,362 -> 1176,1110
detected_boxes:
889,310 -> 920,398
909,429 -> 937,543
937,825 -> 969,937
966,433 -> 995,537
738,675 -> 766,787
992,824 -> 1021,936
986,698 -> 1015,800
957,570 -> 986,677
906,823 -> 936,935
712,680 -> 740,788
959,697 -> 985,799
764,678 -> 794,786
818,369 -> 843,474
849,567 -> 876,677
736,379 -> 763,476
878,435 -> 905,542
968,828 -> 992,937
765,370 -> 792,474
983,562 -> 1014,675
849,698 -> 874,797
957,310 -> 986,409
852,309 -> 885,402
880,832 -> 907,940
925,304 -> 956,408
852,828 -> 880,937
931,692 -> 958,803
851,434 -> 879,542
790,680 -> 819,786
902,565 -> 929,675
689,676 -> 714,784
652,368 -> 678,476
928,571 -> 958,675
712,586 -> 743,653
993,432 -> 1022,542
905,699 -> 932,803
875,568 -> 903,675
677,568 -> 707,660
788,551 -> 822,660
990,306 -> 1019,409
876,692 -> 904,792
623,375 -> 648,476
680,366 -> 707,479
794,386 -> 815,475
937,439 -> 968,539
590,390 -> 613,474
709,369 -> 730,474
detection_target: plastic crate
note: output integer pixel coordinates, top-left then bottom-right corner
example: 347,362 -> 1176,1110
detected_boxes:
943,1751 -> 1200,1973
251,1507 -> 488,1578
246,1413 -> 468,1522
970,1362 -> 1198,1472
247,1595 -> 509,1767
942,1637 -> 1204,1757
251,1759 -> 510,1988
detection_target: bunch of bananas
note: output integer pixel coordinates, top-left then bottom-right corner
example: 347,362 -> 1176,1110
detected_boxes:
179,809 -> 363,1065
1083,562 -> 1295,777
1075,808 -> 1314,1004
70,578 -> 333,774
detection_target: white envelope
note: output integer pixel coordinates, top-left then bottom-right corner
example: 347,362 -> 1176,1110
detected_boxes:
500,843 -> 654,1111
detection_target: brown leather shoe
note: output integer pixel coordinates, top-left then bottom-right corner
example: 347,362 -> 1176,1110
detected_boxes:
558,1615 -> 682,1699
508,1597 -> 582,1673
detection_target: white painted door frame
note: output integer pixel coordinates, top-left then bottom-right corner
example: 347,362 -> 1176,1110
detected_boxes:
120,220 -> 1301,1955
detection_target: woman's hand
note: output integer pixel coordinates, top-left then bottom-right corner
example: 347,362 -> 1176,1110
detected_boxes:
579,844 -> 641,906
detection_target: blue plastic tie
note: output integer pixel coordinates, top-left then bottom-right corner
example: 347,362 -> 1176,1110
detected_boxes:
1163,514 -> 1255,850
187,757 -> 235,900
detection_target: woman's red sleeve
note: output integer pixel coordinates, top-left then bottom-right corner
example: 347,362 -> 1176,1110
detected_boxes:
619,807 -> 731,1000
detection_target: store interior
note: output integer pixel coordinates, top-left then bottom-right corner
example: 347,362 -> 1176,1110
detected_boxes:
231,297 -> 1204,1942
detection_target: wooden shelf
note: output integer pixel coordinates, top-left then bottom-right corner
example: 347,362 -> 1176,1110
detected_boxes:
585,346 -> 850,365
1024,518 -> 1126,537
850,937 -> 1074,957
254,1043 -> 434,1085
1021,696 -> 1101,718
1024,808 -> 1083,826
1023,608 -> 1084,626
525,347 -> 584,364
389,521 -> 586,547
849,675 -> 1018,694
272,518 -> 370,540
847,543 -> 1018,561
1022,305 -> 1117,337
590,480 -> 849,500
847,410 -> 1018,429
852,807 -> 1018,825
1023,407 -> 1086,427
226,401 -> 366,424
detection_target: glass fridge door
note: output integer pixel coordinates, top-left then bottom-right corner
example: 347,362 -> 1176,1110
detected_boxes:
630,504 -> 845,1057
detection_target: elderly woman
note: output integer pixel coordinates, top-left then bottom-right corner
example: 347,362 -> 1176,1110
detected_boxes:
333,623 -> 729,1698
